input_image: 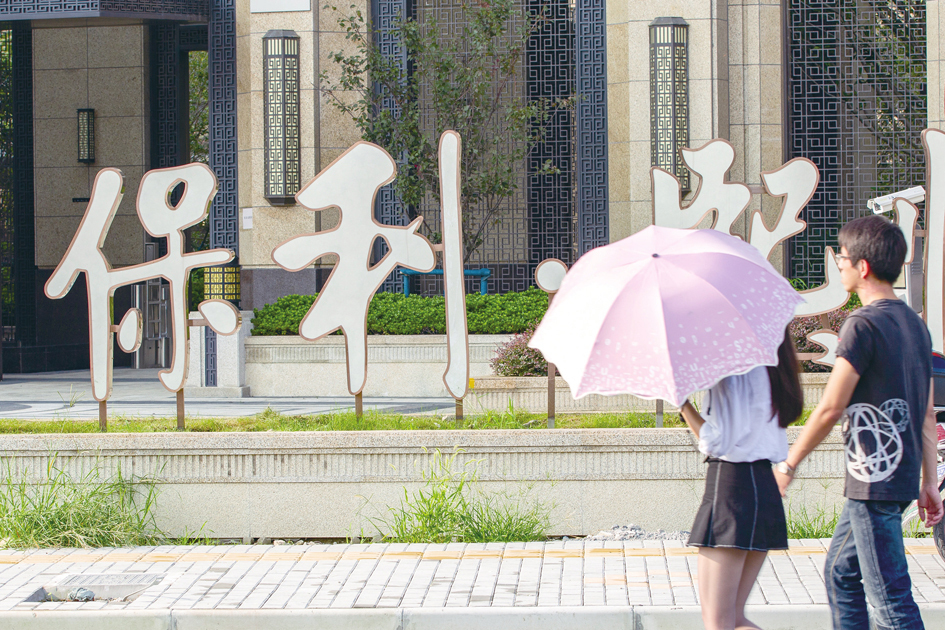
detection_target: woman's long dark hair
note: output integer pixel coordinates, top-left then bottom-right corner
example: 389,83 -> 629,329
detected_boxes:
767,327 -> 803,428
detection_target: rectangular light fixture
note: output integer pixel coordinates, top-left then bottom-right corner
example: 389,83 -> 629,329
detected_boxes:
205,263 -> 241,304
77,109 -> 95,164
650,18 -> 690,192
263,29 -> 301,205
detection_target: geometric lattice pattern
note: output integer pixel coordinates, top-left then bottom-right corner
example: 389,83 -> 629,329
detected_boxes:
12,22 -> 34,345
372,0 -> 607,294
205,0 -> 239,386
208,0 -> 239,256
649,18 -> 689,192
263,31 -> 301,205
786,0 -> 926,284
0,0 -> 208,20
0,29 -> 13,334
575,0 -> 608,257
152,23 -> 183,169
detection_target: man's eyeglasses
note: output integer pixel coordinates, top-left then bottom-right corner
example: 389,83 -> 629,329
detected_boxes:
834,253 -> 854,264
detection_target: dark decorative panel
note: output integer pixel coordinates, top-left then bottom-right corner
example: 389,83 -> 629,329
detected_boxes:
151,23 -> 182,169
263,30 -> 301,205
575,0 -> 608,256
12,23 -> 34,345
370,0 -> 409,293
786,1 -> 926,284
205,0 -> 239,386
204,326 -> 216,386
649,17 -> 689,192
0,29 -> 12,338
208,0 -> 238,255
367,0 -> 606,294
179,24 -> 208,52
527,0 -> 575,267
0,1 -> 208,21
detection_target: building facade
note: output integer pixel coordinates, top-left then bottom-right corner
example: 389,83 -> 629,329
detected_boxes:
0,0 -> 939,373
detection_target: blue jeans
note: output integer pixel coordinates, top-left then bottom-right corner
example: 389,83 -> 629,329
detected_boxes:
825,499 -> 923,630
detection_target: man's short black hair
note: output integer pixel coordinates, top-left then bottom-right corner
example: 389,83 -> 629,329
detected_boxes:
837,214 -> 907,284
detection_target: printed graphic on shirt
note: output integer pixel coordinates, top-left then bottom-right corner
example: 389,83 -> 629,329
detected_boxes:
843,402 -> 904,483
879,398 -> 911,433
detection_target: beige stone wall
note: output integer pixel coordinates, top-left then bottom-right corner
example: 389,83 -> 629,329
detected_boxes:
607,1 -> 785,268
929,0 -> 945,131
237,2 -> 366,270
32,20 -> 148,269
608,1 -> 726,243
727,0 -> 783,266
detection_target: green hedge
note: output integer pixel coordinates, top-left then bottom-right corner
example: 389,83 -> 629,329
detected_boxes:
251,288 -> 550,336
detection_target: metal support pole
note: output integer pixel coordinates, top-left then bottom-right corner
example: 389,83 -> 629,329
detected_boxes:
99,401 -> 107,432
547,362 -> 555,429
355,392 -> 363,419
176,389 -> 185,430
656,399 -> 664,428
455,399 -> 463,423
547,291 -> 556,428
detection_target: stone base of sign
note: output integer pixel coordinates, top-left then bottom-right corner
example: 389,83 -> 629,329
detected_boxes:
467,373 -> 831,414
185,386 -> 252,398
0,429 -> 845,539
242,334 -> 511,397
184,311 -> 254,395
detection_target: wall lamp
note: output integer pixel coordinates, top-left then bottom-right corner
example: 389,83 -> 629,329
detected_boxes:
263,29 -> 301,205
650,17 -> 690,192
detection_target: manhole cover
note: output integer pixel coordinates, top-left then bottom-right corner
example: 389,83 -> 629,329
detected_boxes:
23,573 -> 163,603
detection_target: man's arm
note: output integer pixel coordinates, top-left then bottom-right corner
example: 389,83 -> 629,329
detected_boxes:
774,357 -> 860,495
918,380 -> 944,527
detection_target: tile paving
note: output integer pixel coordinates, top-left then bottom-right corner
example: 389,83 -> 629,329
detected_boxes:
0,539 -> 942,611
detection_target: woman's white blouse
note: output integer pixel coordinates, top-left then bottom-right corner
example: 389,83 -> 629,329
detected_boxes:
697,366 -> 788,463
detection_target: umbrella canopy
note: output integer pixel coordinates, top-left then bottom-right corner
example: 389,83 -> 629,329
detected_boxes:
529,226 -> 805,406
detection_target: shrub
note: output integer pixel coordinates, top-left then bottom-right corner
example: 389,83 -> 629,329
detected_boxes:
790,293 -> 861,372
491,322 -> 550,377
251,287 -> 549,336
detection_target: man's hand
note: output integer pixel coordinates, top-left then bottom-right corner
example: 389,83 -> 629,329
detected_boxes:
918,482 -> 944,527
774,470 -> 793,497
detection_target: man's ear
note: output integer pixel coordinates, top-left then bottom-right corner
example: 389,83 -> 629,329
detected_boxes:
858,258 -> 872,280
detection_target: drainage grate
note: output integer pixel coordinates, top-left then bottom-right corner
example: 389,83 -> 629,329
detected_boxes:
59,573 -> 161,587
23,573 -> 163,603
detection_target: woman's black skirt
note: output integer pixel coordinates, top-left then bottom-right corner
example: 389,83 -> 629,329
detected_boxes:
688,458 -> 788,551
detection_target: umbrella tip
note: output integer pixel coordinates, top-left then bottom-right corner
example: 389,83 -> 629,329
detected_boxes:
651,253 -> 659,258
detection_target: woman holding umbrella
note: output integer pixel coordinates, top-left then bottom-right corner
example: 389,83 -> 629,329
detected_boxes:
679,331 -> 803,630
528,225 -> 809,630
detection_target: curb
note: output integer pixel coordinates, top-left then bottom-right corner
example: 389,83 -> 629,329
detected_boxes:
1,603 -> 943,629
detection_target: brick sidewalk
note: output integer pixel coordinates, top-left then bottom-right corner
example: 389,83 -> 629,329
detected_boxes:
0,539 -> 942,612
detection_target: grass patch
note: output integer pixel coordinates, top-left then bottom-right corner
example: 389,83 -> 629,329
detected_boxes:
786,502 -> 841,539
0,460 -> 163,548
369,449 -> 551,543
0,408 -> 686,434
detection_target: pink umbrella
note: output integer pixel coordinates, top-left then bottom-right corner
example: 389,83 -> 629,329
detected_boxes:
529,226 -> 805,406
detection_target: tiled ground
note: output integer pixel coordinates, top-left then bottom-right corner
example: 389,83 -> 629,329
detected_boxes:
0,539 -> 942,611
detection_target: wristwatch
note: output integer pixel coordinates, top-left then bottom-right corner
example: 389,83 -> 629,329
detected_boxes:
775,461 -> 796,477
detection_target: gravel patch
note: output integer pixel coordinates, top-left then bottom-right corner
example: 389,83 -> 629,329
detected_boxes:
585,524 -> 691,541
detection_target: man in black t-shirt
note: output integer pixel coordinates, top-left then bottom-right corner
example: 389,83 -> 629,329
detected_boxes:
775,215 -> 943,630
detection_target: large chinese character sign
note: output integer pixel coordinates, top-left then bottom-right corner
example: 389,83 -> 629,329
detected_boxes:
272,131 -> 470,399
45,164 -> 241,403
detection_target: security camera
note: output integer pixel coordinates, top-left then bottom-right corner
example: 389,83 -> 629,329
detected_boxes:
867,186 -> 925,214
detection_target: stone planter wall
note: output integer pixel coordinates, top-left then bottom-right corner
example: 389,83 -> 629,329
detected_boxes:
242,334 -> 511,397
0,429 -> 845,540
467,373 -> 832,414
